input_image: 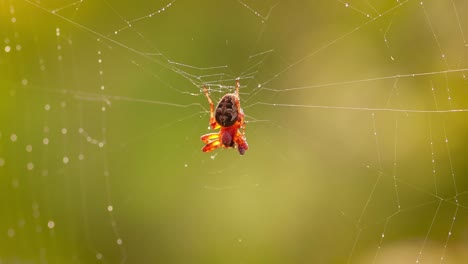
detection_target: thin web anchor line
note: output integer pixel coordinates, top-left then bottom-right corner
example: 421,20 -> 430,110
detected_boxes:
247,102 -> 468,114
262,68 -> 468,92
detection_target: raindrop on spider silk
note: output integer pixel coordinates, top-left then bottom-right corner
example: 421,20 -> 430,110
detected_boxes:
116,238 -> 123,245
62,156 -> 69,164
21,78 -> 27,86
61,128 -> 67,135
78,154 -> 84,160
0,158 -> 5,167
4,45 -> 11,53
96,253 -> 103,260
7,228 -> 15,238
107,205 -> 113,212
12,179 -> 19,188
10,134 -> 17,142
47,220 -> 55,229
27,162 -> 34,170
184,164 -> 188,168
43,138 -> 49,145
25,145 -> 32,152
44,104 -> 50,111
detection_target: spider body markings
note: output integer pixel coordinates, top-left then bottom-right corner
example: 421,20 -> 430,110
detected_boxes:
200,80 -> 249,155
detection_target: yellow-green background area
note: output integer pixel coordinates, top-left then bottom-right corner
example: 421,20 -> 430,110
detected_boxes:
1,0 -> 468,263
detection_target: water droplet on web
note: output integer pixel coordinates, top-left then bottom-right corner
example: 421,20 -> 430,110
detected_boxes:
107,205 -> 113,212
184,164 -> 188,168
62,156 -> 69,164
4,46 -> 11,53
116,238 -> 123,245
7,228 -> 15,238
27,162 -> 34,170
47,220 -> 55,229
43,138 -> 49,145
10,134 -> 17,142
96,253 -> 103,260
26,145 -> 32,152
345,3 -> 349,7
78,154 -> 84,160
0,158 -> 5,167
61,128 -> 68,135
12,179 -> 19,188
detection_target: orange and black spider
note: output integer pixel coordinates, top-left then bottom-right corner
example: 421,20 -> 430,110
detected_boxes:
200,80 -> 249,155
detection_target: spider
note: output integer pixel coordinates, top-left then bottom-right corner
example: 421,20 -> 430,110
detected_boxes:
200,80 -> 249,155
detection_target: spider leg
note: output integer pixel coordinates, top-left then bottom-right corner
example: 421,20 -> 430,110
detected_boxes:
200,133 -> 219,143
234,130 -> 249,155
203,85 -> 219,130
202,140 -> 221,153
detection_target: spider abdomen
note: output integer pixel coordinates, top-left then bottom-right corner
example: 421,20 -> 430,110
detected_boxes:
215,94 -> 238,127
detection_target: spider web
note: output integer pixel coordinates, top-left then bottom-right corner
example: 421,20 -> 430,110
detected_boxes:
1,0 -> 468,263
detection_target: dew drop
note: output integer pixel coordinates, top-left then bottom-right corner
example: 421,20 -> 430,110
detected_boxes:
47,220 -> 55,229
7,228 -> 15,238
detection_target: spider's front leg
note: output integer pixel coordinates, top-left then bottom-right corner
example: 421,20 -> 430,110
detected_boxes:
201,133 -> 221,153
200,133 -> 219,143
234,130 -> 249,155
203,85 -> 219,130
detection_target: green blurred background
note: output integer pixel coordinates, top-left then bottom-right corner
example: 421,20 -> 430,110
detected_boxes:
1,0 -> 468,263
